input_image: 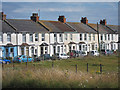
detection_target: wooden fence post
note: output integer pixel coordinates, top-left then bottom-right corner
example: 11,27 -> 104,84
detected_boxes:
87,63 -> 88,72
75,64 -> 77,73
100,64 -> 102,73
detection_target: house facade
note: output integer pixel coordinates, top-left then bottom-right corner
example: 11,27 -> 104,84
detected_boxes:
0,12 -> 119,58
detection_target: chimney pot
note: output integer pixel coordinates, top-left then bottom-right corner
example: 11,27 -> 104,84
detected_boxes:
1,12 -> 6,20
100,19 -> 107,25
30,13 -> 39,22
58,15 -> 66,23
81,17 -> 88,24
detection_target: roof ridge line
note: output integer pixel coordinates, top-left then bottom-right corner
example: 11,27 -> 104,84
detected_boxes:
86,24 -> 97,32
37,21 -> 51,32
65,23 -> 77,32
105,25 -> 117,34
4,20 -> 17,31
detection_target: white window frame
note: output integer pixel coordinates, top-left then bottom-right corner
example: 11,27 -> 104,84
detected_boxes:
35,33 -> 38,42
22,34 -> 26,42
29,34 -> 33,42
54,34 -> 57,42
42,33 -> 45,41
7,34 -> 11,42
59,34 -> 63,42
84,34 -> 87,41
70,34 -> 72,40
93,34 -> 95,41
89,34 -> 91,41
80,34 -> 82,40
65,34 -> 67,40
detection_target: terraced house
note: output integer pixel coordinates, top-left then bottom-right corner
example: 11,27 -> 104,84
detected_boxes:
0,12 -> 119,58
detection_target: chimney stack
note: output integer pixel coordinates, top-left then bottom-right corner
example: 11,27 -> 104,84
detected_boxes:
1,12 -> 6,20
81,17 -> 88,24
30,13 -> 39,22
100,19 -> 107,25
58,16 -> 66,23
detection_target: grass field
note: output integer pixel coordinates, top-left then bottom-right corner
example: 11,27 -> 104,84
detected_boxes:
2,55 -> 119,88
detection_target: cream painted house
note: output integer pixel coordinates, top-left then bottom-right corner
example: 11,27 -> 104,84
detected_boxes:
0,12 -> 119,58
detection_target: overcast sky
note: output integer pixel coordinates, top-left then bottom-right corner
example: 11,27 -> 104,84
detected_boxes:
1,2 -> 119,25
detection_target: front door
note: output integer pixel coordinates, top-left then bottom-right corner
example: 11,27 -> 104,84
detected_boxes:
53,46 -> 56,55
10,48 -> 14,57
6,48 -> 8,57
26,47 -> 29,56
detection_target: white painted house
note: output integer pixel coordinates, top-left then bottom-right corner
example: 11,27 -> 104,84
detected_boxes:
0,12 -> 119,58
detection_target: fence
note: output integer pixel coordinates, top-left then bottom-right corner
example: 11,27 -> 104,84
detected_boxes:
2,61 -> 103,74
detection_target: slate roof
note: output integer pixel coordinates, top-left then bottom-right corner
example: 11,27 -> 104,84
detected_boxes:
107,25 -> 118,33
66,22 -> 97,34
6,19 -> 49,33
2,20 -> 16,33
88,23 -> 117,34
40,20 -> 75,33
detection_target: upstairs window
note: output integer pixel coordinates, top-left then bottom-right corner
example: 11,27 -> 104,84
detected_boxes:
84,34 -> 87,40
70,34 -> 72,40
80,34 -> 82,40
101,34 -> 103,41
7,34 -> 11,42
105,34 -> 107,40
89,34 -> 91,41
93,34 -> 95,41
0,34 -> 3,42
29,34 -> 33,42
42,34 -> 45,41
22,34 -> 26,42
65,34 -> 67,40
54,34 -> 57,42
112,34 -> 114,40
59,34 -> 63,42
108,34 -> 110,40
35,33 -> 38,41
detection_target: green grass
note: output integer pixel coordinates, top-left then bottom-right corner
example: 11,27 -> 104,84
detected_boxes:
2,55 -> 119,88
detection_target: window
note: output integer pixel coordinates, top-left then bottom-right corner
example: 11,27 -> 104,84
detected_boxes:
84,34 -> 87,40
79,45 -> 82,50
35,33 -> 38,41
7,34 -> 11,42
45,47 -> 48,54
0,34 -> 3,42
105,34 -> 107,40
112,34 -> 114,40
65,34 -> 67,40
29,34 -> 33,42
57,46 -> 60,53
108,34 -> 110,40
89,34 -> 91,41
42,34 -> 45,41
101,34 -> 103,41
22,34 -> 26,42
80,34 -> 82,40
93,34 -> 95,41
59,34 -> 63,42
35,49 -> 37,54
54,34 -> 57,42
70,34 -> 72,40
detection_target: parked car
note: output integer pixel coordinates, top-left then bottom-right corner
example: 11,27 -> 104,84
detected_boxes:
81,51 -> 87,56
13,55 -> 34,63
101,49 -> 113,55
40,54 -> 52,60
90,50 -> 99,56
0,57 -> 11,64
56,53 -> 69,59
